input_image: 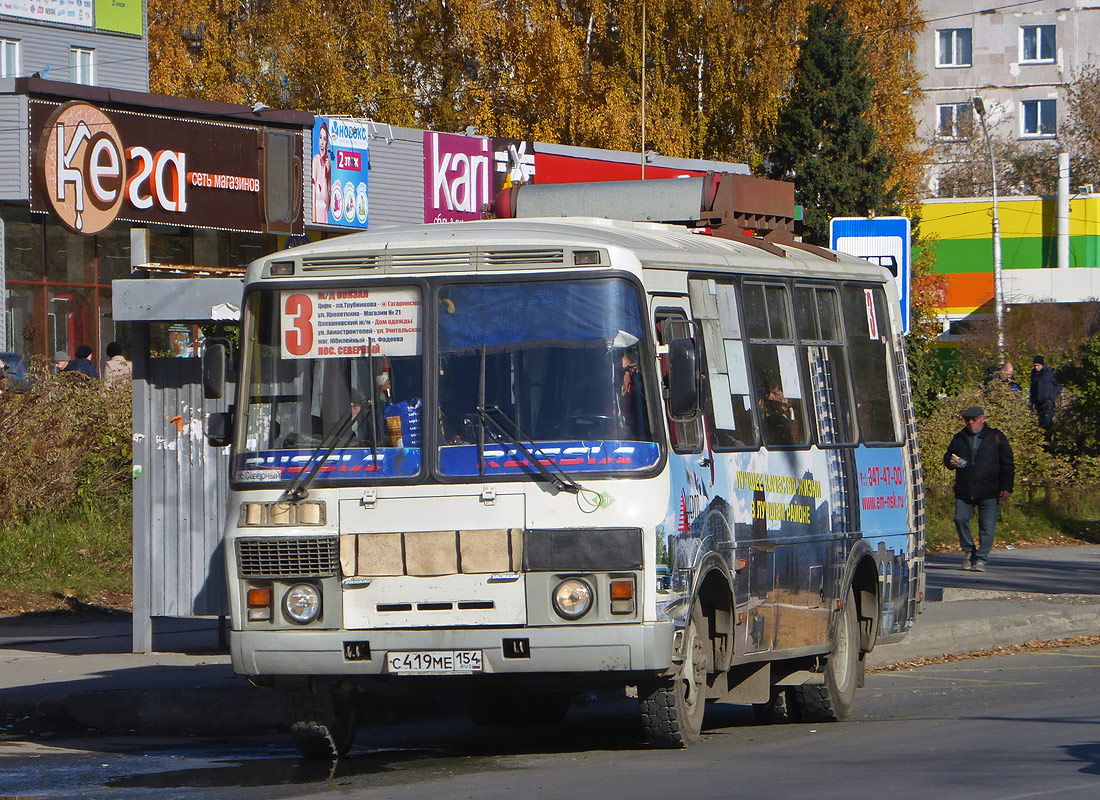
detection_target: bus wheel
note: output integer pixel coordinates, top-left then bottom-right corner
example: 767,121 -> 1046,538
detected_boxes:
751,688 -> 791,723
639,603 -> 709,747
790,588 -> 860,722
290,684 -> 359,759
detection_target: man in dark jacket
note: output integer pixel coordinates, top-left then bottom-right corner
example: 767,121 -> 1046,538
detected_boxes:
62,344 -> 99,380
1029,355 -> 1061,428
943,406 -> 1014,571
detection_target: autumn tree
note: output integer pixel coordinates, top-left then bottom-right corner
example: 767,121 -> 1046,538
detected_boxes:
842,0 -> 925,211
1064,62 -> 1100,189
766,2 -> 896,245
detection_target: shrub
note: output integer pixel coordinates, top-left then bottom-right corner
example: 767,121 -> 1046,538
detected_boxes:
917,379 -> 1070,498
0,359 -> 132,523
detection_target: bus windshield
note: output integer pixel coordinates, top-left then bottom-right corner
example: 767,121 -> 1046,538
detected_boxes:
435,278 -> 658,477
231,276 -> 659,486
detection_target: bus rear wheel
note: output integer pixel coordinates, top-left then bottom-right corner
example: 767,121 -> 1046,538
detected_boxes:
639,602 -> 710,747
790,588 -> 860,722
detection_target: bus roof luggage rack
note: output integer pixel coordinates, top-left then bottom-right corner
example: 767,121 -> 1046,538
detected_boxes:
491,171 -> 821,259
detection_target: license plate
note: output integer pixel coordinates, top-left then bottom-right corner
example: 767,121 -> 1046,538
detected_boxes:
386,650 -> 483,675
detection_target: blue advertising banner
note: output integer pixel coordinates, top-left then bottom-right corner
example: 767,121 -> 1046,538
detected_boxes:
311,117 -> 370,229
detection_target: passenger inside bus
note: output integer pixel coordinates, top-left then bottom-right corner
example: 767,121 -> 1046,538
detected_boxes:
759,383 -> 799,445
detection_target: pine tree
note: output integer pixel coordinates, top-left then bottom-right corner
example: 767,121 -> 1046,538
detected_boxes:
766,2 -> 895,245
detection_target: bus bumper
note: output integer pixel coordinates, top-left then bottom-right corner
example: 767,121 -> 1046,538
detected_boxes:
231,620 -> 676,678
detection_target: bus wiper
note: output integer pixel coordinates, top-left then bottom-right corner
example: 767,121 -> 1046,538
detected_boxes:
278,402 -> 372,503
280,347 -> 380,504
475,403 -> 582,495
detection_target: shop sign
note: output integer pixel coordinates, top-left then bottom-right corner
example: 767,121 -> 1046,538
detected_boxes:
94,0 -> 143,36
423,131 -> 534,223
1,0 -> 92,28
30,100 -> 303,236
311,117 -> 370,229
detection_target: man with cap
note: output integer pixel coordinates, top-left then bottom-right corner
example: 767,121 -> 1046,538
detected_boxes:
943,406 -> 1014,571
1028,355 -> 1061,429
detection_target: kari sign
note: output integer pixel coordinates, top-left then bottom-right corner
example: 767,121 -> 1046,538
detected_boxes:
30,100 -> 303,235
280,288 -> 422,359
311,117 -> 370,229
424,131 -> 534,223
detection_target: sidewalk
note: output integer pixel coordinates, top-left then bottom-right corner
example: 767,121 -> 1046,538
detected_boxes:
1,545 -> 1098,734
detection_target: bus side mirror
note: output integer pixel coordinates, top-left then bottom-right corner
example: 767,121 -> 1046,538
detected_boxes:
667,337 -> 699,418
203,341 -> 228,399
206,409 -> 233,448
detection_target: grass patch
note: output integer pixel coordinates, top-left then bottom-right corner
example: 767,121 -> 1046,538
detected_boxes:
0,495 -> 132,608
925,488 -> 1100,552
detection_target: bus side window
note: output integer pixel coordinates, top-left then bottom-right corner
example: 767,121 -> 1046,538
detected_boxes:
840,284 -> 900,443
743,282 -> 810,447
794,285 -> 856,446
657,314 -> 702,452
689,279 -> 757,448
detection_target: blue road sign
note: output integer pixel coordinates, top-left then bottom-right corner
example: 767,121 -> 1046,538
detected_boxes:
830,216 -> 912,334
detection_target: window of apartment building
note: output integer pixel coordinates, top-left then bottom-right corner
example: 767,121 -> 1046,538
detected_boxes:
0,39 -> 19,78
70,47 -> 94,85
936,103 -> 972,139
1021,99 -> 1057,137
1020,25 -> 1055,63
936,28 -> 972,67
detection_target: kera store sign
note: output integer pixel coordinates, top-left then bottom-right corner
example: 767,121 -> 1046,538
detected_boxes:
30,100 -> 301,236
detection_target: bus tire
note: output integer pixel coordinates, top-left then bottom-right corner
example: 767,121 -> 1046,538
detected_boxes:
290,685 -> 359,759
639,602 -> 709,747
790,588 -> 860,723
751,688 -> 791,723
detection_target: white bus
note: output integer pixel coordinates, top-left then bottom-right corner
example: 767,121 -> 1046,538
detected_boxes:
204,175 -> 924,757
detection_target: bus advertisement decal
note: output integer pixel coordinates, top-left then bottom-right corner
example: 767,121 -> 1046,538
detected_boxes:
437,441 -> 660,476
235,447 -> 422,481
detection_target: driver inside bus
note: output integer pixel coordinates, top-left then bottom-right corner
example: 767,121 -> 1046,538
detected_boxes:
618,347 -> 648,439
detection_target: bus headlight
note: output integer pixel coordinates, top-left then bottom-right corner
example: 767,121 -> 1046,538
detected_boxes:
283,583 -> 322,624
552,578 -> 593,620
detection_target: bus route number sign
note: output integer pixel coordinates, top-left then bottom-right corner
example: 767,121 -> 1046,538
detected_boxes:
280,287 -> 422,359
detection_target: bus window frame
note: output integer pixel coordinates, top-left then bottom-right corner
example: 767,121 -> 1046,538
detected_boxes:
793,281 -> 859,449
429,271 -> 668,487
839,280 -> 904,447
654,307 -> 704,455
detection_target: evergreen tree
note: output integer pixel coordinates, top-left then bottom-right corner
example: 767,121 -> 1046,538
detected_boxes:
766,2 -> 895,245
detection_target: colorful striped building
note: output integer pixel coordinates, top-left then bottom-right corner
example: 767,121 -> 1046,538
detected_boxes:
921,196 -> 1100,321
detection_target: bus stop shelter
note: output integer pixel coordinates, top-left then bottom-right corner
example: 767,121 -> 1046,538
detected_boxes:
113,278 -> 242,653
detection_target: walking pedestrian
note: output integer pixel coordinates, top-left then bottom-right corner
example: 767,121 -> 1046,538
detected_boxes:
943,406 -> 1014,572
1029,355 -> 1061,428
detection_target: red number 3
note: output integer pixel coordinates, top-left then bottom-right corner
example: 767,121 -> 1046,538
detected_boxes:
284,294 -> 314,355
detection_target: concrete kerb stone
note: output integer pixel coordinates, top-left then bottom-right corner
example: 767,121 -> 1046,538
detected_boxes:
866,592 -> 1100,669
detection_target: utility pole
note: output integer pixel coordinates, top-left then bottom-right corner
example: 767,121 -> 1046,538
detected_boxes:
973,96 -> 1004,356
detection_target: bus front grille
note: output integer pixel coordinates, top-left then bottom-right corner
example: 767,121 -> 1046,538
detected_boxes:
236,536 -> 340,579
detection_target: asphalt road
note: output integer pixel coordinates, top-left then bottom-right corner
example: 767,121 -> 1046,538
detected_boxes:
4,643 -> 1099,800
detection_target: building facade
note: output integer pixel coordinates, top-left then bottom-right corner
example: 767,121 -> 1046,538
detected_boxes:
916,0 -> 1100,195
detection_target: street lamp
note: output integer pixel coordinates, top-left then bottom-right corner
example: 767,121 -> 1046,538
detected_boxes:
972,96 -> 1005,355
